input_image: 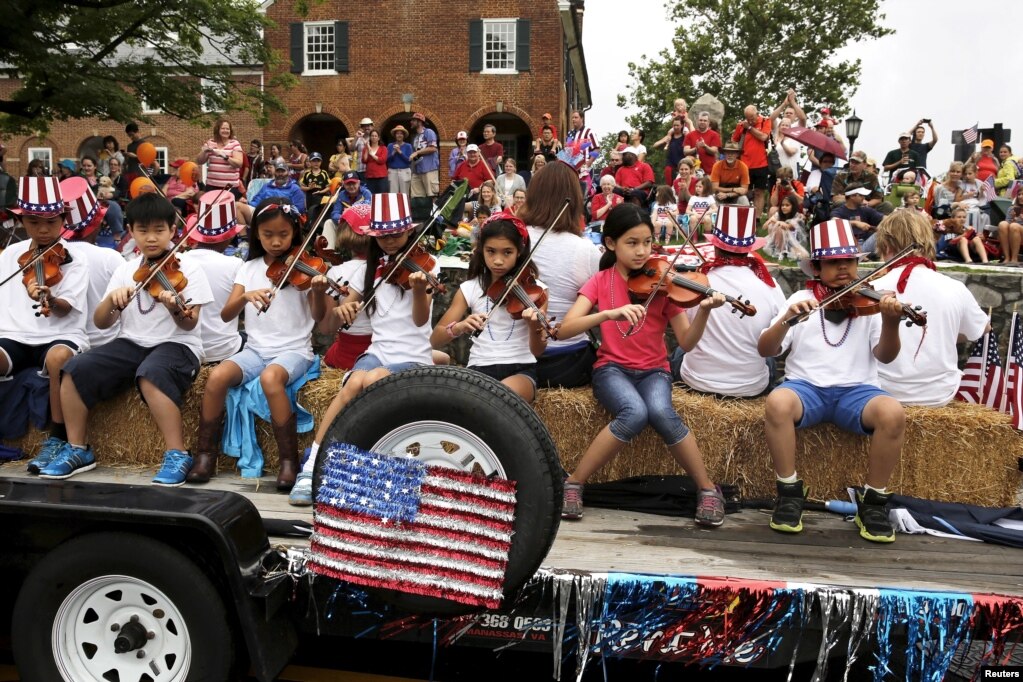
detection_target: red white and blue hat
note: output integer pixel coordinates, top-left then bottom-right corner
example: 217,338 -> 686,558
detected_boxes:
341,203 -> 372,235
10,176 -> 65,217
708,206 -> 765,254
185,190 -> 240,244
60,177 -> 108,240
809,218 -> 862,260
366,192 -> 413,236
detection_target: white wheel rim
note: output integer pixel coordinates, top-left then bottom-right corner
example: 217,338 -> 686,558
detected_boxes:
370,420 -> 508,479
52,575 -> 191,682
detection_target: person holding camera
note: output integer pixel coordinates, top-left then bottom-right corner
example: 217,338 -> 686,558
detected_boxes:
908,118 -> 937,170
882,133 -> 921,180
768,167 -> 804,219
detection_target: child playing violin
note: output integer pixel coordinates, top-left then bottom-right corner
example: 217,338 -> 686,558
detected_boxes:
290,193 -> 438,506
188,200 -> 328,488
50,193 -> 214,483
321,203 -> 374,370
555,203 -> 727,525
757,218 -> 908,543
431,212 -> 549,403
0,177 -> 89,475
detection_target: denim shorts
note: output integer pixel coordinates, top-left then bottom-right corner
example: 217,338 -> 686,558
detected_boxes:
471,362 -> 538,388
777,378 -> 889,436
351,352 -> 425,375
592,362 -> 689,446
226,347 -> 315,384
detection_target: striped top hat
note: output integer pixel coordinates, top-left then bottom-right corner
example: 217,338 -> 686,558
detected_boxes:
60,177 -> 108,240
708,205 -> 764,254
186,190 -> 240,244
809,218 -> 862,260
11,176 -> 65,216
366,193 -> 413,236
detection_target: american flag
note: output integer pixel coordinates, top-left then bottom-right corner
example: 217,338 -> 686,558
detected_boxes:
958,329 -> 1008,411
309,443 -> 517,609
982,176 -> 998,202
962,123 -> 980,145
1007,312 -> 1023,430
956,328 -> 991,403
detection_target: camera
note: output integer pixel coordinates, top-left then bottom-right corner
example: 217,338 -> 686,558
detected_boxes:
921,118 -> 931,123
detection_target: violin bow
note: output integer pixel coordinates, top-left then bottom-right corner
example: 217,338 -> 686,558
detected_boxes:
474,198 -> 571,338
782,242 -> 921,327
622,203 -> 713,337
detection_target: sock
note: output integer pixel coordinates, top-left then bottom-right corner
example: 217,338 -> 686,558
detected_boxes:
301,442 -> 320,476
863,483 -> 889,495
49,422 -> 67,442
777,472 -> 799,484
69,443 -> 87,451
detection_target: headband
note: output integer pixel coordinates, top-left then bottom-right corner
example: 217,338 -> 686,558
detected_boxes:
256,202 -> 308,226
482,211 -> 529,244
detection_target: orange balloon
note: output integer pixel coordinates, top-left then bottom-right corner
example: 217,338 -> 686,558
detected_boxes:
178,161 -> 199,184
136,142 -> 157,167
129,177 -> 157,198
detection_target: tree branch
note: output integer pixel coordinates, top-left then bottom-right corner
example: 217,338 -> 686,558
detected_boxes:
90,8 -> 163,64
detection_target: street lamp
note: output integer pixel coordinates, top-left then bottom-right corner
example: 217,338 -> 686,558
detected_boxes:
845,110 -> 863,155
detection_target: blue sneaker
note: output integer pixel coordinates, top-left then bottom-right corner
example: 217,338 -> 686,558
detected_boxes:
288,472 -> 313,507
152,450 -> 193,487
38,444 -> 96,480
27,436 -> 66,474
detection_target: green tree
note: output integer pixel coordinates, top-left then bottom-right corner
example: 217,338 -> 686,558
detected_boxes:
619,0 -> 893,136
0,0 -> 295,135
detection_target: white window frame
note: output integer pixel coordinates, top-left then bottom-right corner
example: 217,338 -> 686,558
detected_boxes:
201,77 -> 228,113
154,146 -> 169,175
303,21 -> 336,76
141,97 -> 162,115
27,147 -> 53,173
482,18 -> 517,74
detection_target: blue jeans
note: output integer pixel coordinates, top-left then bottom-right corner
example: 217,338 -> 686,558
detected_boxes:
592,362 -> 689,445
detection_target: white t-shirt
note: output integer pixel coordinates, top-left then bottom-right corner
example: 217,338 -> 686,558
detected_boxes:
688,196 -> 716,216
181,249 -> 243,362
326,260 -> 373,336
624,144 -> 647,158
768,289 -> 882,387
0,240 -> 89,350
680,266 -> 787,396
348,259 -> 438,366
460,278 -> 543,367
109,255 -> 213,360
526,227 -> 601,350
66,241 -> 124,348
871,265 -> 988,406
234,258 -> 315,359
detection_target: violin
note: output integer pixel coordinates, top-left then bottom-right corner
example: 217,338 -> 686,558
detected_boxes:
822,283 -> 927,327
19,243 -> 72,318
266,246 -> 349,299
133,254 -> 194,318
378,244 -> 447,294
627,257 -> 757,318
484,272 -> 558,339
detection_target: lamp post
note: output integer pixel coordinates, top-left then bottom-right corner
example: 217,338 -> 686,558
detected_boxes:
845,110 -> 863,155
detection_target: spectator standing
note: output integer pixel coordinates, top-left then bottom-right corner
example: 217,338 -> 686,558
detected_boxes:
328,138 -> 351,178
286,140 -> 308,182
479,124 -> 504,177
350,117 -> 374,182
773,117 -> 802,177
768,89 -> 808,128
907,119 -> 937,170
496,158 -> 526,208
386,125 -> 413,196
244,139 -> 264,187
969,140 -> 1000,183
122,122 -> 145,183
731,105 -> 772,217
882,133 -> 922,179
409,112 -> 440,203
97,136 -> 124,178
651,117 -> 686,185
566,110 -> 599,196
198,119 -> 245,199
683,112 -> 721,177
268,143 -> 285,168
300,153 -> 331,223
449,131 -> 469,177
361,129 -> 388,195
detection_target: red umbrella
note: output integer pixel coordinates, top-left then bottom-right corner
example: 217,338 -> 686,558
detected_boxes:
781,126 -> 847,160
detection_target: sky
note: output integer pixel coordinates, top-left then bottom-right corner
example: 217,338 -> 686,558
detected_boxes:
582,0 -> 1023,174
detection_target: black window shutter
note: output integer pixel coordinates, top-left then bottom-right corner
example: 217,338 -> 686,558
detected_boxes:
516,19 -> 530,72
334,21 -> 349,73
290,23 -> 304,74
469,20 -> 483,72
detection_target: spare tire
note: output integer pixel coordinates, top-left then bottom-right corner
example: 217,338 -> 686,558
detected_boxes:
313,366 -> 563,616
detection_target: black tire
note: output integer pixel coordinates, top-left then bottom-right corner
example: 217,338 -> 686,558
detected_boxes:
12,532 -> 234,682
314,365 -> 562,616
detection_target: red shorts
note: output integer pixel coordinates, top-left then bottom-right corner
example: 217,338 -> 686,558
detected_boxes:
323,332 -> 372,370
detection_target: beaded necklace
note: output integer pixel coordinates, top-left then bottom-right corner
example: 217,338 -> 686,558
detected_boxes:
484,295 -> 515,341
608,268 -> 646,337
819,308 -> 853,347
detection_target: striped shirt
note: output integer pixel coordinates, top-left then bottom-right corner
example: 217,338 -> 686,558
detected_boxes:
204,138 -> 242,189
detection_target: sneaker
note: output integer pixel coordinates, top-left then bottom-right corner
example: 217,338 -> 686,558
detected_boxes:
27,436 -> 67,474
770,479 -> 807,533
152,450 -> 194,487
695,486 -> 726,527
562,480 -> 583,520
289,472 -> 314,507
38,444 -> 96,480
855,487 -> 895,543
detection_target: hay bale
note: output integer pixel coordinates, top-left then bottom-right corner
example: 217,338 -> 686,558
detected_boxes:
534,388 -> 1023,507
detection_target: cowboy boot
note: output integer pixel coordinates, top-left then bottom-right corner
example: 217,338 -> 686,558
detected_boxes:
186,417 -> 223,483
272,413 -> 299,492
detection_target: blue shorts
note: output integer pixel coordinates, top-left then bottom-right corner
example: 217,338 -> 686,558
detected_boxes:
776,379 -> 889,436
351,352 -> 424,375
226,347 -> 314,384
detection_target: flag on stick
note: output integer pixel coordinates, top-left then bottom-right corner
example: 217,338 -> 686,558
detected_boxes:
962,123 -> 980,145
1007,311 -> 1023,430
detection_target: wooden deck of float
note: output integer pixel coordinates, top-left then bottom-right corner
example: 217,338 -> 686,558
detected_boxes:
5,464 -> 1022,597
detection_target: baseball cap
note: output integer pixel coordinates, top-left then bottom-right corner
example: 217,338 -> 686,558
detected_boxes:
273,160 -> 288,170
982,139 -> 995,148
309,152 -> 323,161
465,144 -> 480,153
898,132 -> 911,140
359,117 -> 373,126
412,112 -> 426,122
456,130 -> 468,140
169,159 -> 186,168
542,112 -> 552,119
845,185 -> 871,197
342,170 -> 359,183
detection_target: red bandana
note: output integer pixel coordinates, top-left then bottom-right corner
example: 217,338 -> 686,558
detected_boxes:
891,255 -> 936,294
700,254 -> 776,287
806,279 -> 861,318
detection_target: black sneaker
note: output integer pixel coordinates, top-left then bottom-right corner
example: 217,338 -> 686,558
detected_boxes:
770,479 -> 807,533
855,488 -> 895,543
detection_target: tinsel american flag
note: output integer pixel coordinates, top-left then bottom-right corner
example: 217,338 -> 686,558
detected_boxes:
309,443 -> 517,609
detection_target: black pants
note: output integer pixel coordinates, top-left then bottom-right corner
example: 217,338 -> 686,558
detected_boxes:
535,344 -> 597,389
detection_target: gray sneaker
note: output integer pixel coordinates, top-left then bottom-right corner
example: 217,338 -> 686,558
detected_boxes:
562,480 -> 583,520
695,486 -> 726,527
289,472 -> 314,507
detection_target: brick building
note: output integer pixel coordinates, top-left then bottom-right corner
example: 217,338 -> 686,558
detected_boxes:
1,0 -> 591,187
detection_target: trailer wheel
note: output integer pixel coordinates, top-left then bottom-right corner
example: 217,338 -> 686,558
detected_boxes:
12,532 -> 233,682
315,366 -> 563,615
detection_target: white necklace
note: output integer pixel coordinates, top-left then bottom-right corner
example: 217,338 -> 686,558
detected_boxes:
608,269 -> 645,337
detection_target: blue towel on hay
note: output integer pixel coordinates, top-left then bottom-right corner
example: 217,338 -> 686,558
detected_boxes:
0,368 -> 49,441
221,358 -> 320,478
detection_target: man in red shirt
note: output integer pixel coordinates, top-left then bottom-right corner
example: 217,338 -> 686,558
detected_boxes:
683,112 -> 721,177
452,144 -> 490,198
731,105 -> 772,218
479,124 -> 504,178
614,151 -> 655,204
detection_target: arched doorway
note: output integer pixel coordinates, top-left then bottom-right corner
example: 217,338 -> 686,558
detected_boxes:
288,114 -> 348,162
378,113 -> 439,145
77,136 -> 105,163
469,114 -> 532,170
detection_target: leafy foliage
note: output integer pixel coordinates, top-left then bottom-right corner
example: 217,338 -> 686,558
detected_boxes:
0,0 -> 295,135
619,0 -> 893,138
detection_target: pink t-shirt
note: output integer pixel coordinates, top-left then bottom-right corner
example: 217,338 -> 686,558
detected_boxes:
578,268 -> 682,372
204,138 -> 243,189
